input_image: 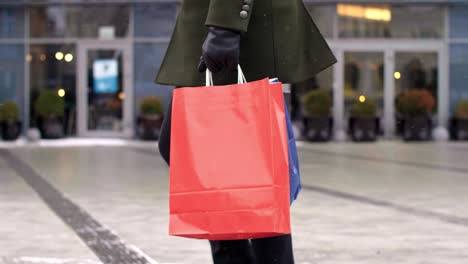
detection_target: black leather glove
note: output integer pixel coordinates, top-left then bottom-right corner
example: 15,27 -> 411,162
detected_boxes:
198,26 -> 241,73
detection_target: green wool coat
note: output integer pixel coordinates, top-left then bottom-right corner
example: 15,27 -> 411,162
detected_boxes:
155,0 -> 337,87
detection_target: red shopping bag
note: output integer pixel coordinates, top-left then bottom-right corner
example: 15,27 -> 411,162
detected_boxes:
169,77 -> 290,240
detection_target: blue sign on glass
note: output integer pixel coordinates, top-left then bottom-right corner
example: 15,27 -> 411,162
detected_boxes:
93,59 -> 118,94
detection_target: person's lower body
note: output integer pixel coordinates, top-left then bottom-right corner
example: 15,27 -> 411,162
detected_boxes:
209,234 -> 294,264
159,95 -> 295,264
158,97 -> 173,165
251,234 -> 294,264
209,240 -> 255,264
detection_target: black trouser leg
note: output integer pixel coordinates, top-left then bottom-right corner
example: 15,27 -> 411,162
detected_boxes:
210,240 -> 256,264
158,97 -> 172,165
251,234 -> 295,264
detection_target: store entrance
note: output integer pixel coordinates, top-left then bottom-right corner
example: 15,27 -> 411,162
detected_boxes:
333,41 -> 444,139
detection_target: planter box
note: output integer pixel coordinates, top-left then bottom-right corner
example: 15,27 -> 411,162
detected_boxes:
40,116 -> 64,139
349,117 -> 379,142
449,118 -> 468,140
137,115 -> 164,141
302,116 -> 332,142
401,115 -> 432,141
1,120 -> 22,141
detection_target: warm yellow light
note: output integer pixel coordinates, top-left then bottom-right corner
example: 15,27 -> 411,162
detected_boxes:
338,4 -> 391,22
118,92 -> 125,100
365,7 -> 391,21
394,71 -> 401,79
40,54 -> 46,61
58,89 -> 66,97
359,95 -> 366,103
55,52 -> 64,60
338,4 -> 364,19
64,53 -> 73,62
25,54 -> 32,62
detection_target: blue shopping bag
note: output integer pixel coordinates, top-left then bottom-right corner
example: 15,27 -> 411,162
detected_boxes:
270,79 -> 301,204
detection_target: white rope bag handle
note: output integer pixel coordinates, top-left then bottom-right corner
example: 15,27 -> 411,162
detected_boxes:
205,65 -> 247,86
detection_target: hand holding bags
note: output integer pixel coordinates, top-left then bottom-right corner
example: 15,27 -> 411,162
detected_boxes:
169,67 -> 291,240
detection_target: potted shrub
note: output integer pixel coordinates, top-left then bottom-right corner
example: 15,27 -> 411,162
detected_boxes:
450,100 -> 468,140
34,90 -> 65,139
349,98 -> 379,142
0,101 -> 22,141
137,96 -> 164,140
301,90 -> 333,142
396,89 -> 435,141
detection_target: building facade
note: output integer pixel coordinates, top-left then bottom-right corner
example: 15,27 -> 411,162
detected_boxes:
1,0 -> 468,139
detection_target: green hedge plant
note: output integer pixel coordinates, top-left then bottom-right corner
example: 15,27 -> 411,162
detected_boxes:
34,90 -> 65,118
455,100 -> 468,119
351,98 -> 377,118
302,90 -> 332,117
0,101 -> 21,122
140,96 -> 163,115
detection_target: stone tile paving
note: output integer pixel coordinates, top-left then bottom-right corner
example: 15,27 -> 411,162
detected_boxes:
1,142 -> 468,263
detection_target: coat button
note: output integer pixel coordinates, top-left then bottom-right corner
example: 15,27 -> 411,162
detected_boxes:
244,0 -> 252,4
242,5 -> 250,12
240,10 -> 248,19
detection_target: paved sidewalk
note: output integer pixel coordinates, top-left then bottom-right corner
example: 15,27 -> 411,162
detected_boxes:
0,152 -> 99,264
1,141 -> 468,263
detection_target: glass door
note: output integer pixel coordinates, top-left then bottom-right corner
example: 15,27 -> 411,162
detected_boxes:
344,51 -> 385,133
77,43 -> 133,137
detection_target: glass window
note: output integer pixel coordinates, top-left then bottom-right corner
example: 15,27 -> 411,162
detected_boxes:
338,4 -> 444,38
394,51 -> 438,130
0,7 -> 24,38
134,43 -> 172,116
0,45 -> 24,118
344,52 -> 384,127
134,3 -> 178,38
29,44 -> 76,135
450,44 -> 468,113
30,5 -> 130,38
394,52 -> 438,99
304,5 -> 335,38
450,6 -> 468,39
